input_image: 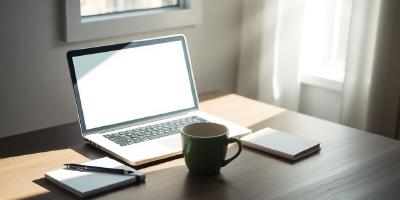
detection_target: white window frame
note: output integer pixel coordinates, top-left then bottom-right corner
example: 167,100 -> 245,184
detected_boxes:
64,0 -> 202,42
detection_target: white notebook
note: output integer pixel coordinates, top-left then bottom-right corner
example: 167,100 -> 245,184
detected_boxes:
45,157 -> 145,198
241,128 -> 320,160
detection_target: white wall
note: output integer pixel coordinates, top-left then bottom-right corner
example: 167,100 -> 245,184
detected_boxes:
299,84 -> 341,123
0,0 -> 243,138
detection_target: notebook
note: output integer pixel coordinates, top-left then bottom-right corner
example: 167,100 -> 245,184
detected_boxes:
45,157 -> 145,198
241,128 -> 320,160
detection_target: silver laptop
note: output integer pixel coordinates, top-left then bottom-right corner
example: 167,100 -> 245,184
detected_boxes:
66,35 -> 251,166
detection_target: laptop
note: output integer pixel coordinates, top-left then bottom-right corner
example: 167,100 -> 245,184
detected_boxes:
66,35 -> 251,166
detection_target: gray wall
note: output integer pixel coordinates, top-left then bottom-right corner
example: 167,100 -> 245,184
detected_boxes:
0,0 -> 243,138
299,84 -> 341,123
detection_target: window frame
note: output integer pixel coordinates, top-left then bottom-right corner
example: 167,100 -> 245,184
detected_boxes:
64,0 -> 202,42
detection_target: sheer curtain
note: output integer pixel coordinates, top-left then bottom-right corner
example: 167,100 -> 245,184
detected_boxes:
341,0 -> 400,138
237,0 -> 400,138
237,0 -> 305,111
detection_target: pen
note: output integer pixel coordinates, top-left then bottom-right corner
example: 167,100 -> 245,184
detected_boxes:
64,163 -> 137,176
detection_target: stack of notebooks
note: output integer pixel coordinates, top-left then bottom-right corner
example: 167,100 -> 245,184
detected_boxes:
45,157 -> 145,198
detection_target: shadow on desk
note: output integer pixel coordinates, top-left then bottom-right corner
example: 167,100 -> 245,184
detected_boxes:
28,165 -> 237,200
31,176 -> 145,200
31,178 -> 77,200
0,122 -> 86,159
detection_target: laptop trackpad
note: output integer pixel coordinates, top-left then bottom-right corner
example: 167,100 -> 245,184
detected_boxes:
155,134 -> 182,151
124,134 -> 182,161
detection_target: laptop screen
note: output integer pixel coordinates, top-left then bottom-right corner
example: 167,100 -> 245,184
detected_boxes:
67,36 -> 198,132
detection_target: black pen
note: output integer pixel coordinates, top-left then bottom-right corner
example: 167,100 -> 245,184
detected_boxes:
64,163 -> 136,176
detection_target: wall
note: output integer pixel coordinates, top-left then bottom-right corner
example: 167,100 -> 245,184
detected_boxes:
299,84 -> 341,123
0,0 -> 243,138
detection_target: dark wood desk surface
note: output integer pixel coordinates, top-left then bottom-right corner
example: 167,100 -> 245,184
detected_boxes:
1,92 -> 400,200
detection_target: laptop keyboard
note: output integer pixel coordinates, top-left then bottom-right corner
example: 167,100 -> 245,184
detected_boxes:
103,116 -> 207,146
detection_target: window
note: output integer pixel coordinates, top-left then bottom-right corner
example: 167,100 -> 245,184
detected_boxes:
299,0 -> 353,90
64,0 -> 201,42
80,0 -> 179,17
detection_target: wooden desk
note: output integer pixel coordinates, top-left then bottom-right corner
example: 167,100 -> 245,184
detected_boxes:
1,93 -> 400,200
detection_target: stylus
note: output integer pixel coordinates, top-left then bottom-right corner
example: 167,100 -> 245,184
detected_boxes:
64,163 -> 136,176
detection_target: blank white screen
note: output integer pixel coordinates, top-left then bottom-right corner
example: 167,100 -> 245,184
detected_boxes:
72,41 -> 195,130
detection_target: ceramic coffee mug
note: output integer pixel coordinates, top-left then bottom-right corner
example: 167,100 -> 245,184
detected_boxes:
180,122 -> 242,175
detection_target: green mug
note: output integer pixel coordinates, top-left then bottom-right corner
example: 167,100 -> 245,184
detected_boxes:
180,122 -> 242,175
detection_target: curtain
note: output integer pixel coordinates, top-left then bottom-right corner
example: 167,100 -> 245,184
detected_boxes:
341,0 -> 400,138
237,0 -> 305,111
238,0 -> 400,138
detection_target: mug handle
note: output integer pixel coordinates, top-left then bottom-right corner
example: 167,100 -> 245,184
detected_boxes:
222,137 -> 243,167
